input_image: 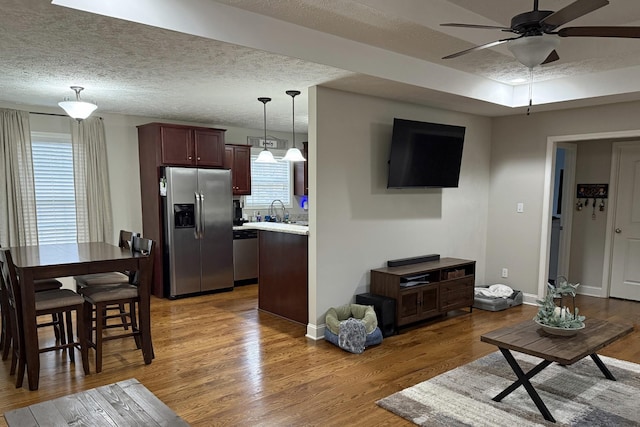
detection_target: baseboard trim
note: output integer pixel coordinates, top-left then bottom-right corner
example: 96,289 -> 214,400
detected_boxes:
306,323 -> 325,340
522,292 -> 539,306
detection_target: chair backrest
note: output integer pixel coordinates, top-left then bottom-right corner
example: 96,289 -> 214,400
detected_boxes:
118,230 -> 140,250
132,236 -> 153,256
0,248 -> 24,354
129,236 -> 154,284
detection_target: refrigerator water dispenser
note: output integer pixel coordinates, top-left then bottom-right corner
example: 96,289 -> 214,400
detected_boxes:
174,204 -> 195,228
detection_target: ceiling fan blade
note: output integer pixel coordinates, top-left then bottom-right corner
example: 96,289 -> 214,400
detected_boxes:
541,50 -> 560,65
540,0 -> 609,30
558,26 -> 640,38
441,23 -> 512,31
442,38 -> 517,60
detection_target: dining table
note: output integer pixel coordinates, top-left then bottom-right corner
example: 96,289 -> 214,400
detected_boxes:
8,242 -> 154,390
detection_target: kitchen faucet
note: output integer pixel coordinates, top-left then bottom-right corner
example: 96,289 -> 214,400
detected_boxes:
269,199 -> 288,223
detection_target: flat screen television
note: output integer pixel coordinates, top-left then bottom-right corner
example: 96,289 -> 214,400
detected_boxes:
387,118 -> 465,188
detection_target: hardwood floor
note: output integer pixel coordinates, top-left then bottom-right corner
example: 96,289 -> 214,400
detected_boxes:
1,285 -> 638,426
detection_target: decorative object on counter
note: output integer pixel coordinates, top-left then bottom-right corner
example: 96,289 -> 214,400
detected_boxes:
534,277 -> 585,336
58,86 -> 97,120
282,90 -> 306,162
255,97 -> 277,164
324,304 -> 383,353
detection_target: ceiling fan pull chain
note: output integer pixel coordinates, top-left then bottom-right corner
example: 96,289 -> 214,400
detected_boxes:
527,68 -> 534,116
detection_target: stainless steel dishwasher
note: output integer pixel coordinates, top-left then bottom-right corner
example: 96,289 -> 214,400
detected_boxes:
233,229 -> 258,284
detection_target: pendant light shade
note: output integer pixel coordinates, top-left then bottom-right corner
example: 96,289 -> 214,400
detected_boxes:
282,90 -> 306,162
58,86 -> 98,120
255,97 -> 277,164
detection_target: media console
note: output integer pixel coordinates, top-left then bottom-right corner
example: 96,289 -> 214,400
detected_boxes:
370,257 -> 475,329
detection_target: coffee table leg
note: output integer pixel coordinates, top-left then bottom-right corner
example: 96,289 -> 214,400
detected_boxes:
494,348 -> 556,423
590,354 -> 616,380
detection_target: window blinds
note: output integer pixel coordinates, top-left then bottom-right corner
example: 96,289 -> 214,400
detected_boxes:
245,149 -> 292,208
31,132 -> 77,244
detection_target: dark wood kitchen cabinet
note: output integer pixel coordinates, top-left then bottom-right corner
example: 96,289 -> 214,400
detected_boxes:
370,258 -> 475,329
294,141 -> 308,196
139,122 -> 226,167
137,122 -> 227,297
224,144 -> 251,195
258,230 -> 308,324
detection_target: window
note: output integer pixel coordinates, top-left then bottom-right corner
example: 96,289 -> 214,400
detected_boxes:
31,132 -> 77,244
244,148 -> 292,208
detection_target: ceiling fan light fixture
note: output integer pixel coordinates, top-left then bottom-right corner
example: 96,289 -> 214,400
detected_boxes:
58,86 -> 97,120
507,35 -> 559,69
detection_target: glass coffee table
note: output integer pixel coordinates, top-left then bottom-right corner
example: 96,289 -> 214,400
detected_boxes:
481,318 -> 633,423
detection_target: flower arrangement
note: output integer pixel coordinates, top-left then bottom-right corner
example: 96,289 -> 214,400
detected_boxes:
534,277 -> 585,329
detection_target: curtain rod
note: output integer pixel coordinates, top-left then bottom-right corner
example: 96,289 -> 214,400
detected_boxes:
29,111 -> 66,117
29,111 -> 103,120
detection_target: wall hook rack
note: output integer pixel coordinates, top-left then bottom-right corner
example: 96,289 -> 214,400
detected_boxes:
576,184 -> 607,218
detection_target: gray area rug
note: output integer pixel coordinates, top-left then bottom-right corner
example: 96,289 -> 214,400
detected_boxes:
377,351 -> 640,426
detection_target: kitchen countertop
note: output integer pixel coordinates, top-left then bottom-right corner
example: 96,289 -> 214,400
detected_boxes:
234,222 -> 309,236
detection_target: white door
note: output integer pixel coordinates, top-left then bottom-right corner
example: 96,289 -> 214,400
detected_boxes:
609,144 -> 640,300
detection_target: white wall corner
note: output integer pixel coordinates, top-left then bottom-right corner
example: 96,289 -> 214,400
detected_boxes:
306,323 -> 325,341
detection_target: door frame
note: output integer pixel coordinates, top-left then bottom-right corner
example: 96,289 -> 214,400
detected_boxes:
538,129 -> 640,299
554,143 -> 576,280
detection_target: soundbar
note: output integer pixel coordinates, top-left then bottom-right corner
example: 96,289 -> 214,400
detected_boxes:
387,254 -> 440,268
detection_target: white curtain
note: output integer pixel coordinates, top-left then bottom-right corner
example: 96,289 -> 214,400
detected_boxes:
0,109 -> 38,246
72,117 -> 113,243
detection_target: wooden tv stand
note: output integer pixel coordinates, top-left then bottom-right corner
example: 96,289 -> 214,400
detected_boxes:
370,257 -> 475,329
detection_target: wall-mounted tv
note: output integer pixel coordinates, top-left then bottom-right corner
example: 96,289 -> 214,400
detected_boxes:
387,118 -> 465,188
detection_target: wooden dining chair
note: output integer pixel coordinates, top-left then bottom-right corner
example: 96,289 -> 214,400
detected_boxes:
81,235 -> 154,373
1,246 -> 68,361
0,248 -> 90,388
74,230 -> 139,329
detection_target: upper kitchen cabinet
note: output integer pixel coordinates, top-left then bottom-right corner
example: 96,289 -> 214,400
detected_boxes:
224,144 -> 251,195
137,122 -> 226,298
139,122 -> 226,167
294,141 -> 308,196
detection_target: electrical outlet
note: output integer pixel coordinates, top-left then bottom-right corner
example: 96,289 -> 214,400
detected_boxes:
501,268 -> 508,278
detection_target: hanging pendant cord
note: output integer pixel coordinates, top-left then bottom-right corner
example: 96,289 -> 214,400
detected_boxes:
527,68 -> 534,116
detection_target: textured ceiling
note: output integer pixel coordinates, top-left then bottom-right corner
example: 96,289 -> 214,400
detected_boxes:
2,0 -> 640,132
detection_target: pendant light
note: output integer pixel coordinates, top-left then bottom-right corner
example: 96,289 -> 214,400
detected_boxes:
282,90 -> 306,162
255,97 -> 277,164
58,86 -> 98,121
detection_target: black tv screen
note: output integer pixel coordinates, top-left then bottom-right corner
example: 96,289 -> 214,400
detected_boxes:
387,118 -> 465,188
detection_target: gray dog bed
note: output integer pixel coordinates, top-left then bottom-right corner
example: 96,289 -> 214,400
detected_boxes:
473,285 -> 523,311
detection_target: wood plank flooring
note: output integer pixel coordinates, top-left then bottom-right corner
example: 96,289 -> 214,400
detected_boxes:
1,285 -> 638,426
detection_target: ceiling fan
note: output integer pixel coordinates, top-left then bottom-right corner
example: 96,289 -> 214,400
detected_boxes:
441,0 -> 640,69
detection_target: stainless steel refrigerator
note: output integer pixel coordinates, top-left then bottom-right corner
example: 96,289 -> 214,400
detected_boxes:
164,167 -> 233,298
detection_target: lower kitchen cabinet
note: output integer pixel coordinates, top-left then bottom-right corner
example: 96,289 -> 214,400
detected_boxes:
258,230 -> 308,324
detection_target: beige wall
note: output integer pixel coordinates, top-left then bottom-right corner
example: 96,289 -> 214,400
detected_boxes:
308,87 -> 493,337
489,101 -> 640,297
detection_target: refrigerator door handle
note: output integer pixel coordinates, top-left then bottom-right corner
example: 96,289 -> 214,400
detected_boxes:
199,192 -> 205,238
194,192 -> 201,239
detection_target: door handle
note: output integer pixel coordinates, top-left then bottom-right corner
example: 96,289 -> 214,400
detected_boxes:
194,192 -> 201,239
199,192 -> 205,239
615,228 -> 622,234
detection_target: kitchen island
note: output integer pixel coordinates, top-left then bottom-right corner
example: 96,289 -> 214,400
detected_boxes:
240,222 -> 309,324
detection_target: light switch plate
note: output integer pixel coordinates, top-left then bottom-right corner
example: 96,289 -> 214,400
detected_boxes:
517,202 -> 524,213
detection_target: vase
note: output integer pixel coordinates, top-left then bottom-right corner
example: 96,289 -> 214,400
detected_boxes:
534,319 -> 585,337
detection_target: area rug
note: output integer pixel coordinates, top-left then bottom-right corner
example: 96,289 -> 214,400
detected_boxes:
377,351 -> 640,426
